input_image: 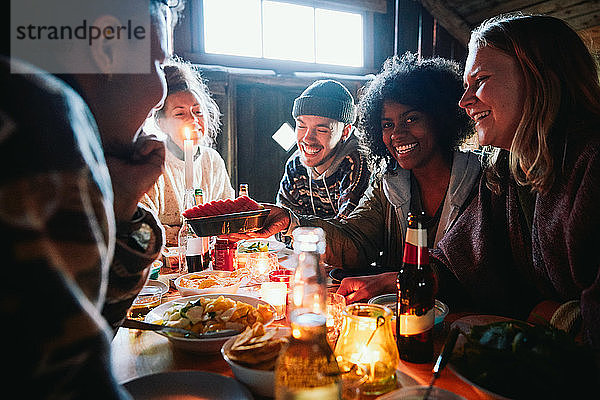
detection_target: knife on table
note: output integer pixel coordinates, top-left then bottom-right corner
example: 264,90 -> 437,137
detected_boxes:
122,319 -> 239,339
423,326 -> 460,400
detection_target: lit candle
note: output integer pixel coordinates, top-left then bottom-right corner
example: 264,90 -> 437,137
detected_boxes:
258,258 -> 269,275
260,282 -> 287,320
334,304 -> 399,396
184,127 -> 193,190
248,252 -> 277,281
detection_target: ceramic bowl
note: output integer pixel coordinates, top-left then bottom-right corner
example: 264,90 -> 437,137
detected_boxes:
173,270 -> 249,296
145,294 -> 275,353
221,327 -> 290,397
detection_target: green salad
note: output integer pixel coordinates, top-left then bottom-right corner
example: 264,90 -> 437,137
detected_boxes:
238,241 -> 270,253
451,320 -> 596,399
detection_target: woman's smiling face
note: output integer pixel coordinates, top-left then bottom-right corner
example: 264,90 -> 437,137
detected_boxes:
381,100 -> 441,171
158,90 -> 205,148
459,45 -> 525,150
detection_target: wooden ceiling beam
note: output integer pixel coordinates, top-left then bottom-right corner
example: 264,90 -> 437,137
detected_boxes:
418,0 -> 473,45
466,0 -> 540,25
566,11 -> 600,31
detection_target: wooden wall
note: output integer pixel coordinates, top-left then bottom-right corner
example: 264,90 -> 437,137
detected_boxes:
173,0 -> 466,202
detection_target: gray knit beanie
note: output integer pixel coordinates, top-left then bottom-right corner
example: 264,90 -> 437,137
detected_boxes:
292,79 -> 356,124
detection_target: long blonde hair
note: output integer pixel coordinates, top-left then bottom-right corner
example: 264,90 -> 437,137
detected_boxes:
470,14 -> 600,193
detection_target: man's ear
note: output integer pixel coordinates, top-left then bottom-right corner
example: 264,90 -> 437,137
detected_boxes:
341,123 -> 352,141
89,15 -> 126,74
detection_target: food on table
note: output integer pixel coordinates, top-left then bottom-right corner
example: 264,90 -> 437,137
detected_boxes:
225,322 -> 289,370
237,240 -> 270,253
183,195 -> 263,219
450,320 -> 596,399
178,270 -> 245,290
157,295 -> 274,334
128,286 -> 163,320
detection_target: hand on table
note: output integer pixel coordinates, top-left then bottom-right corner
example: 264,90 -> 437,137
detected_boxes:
336,271 -> 397,304
224,204 -> 290,241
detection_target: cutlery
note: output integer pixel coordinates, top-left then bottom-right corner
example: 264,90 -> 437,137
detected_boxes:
123,319 -> 240,339
423,327 -> 460,400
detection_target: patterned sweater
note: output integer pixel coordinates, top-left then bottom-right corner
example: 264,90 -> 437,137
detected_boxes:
1,59 -> 163,399
277,134 -> 370,219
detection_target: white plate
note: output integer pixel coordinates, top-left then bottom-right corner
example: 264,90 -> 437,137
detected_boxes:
145,293 -> 275,353
236,238 -> 286,254
145,279 -> 169,296
173,270 -> 250,296
123,370 -> 253,400
367,294 -> 449,325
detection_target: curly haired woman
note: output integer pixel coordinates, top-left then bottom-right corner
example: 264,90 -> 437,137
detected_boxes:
231,53 -> 480,302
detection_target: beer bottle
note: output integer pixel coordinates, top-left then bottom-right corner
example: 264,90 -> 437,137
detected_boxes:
192,188 -> 212,270
178,188 -> 205,274
239,183 -> 249,197
194,188 -> 204,205
274,227 -> 341,399
396,212 -> 436,363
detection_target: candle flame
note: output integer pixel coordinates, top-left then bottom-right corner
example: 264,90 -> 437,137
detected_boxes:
184,127 -> 191,140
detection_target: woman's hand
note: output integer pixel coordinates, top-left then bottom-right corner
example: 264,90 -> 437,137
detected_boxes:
224,204 -> 290,241
336,271 -> 397,304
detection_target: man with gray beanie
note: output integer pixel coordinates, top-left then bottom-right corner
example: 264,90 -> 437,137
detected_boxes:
277,79 -> 370,219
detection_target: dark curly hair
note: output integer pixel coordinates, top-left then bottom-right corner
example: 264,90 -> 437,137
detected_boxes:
356,52 -> 473,175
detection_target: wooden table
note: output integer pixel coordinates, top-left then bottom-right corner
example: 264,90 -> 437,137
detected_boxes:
111,320 -> 489,400
111,284 -> 491,399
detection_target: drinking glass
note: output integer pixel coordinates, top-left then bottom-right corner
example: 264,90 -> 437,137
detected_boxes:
127,286 -> 163,321
326,292 -> 346,347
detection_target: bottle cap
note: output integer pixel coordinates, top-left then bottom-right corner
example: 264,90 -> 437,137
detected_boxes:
292,227 -> 325,253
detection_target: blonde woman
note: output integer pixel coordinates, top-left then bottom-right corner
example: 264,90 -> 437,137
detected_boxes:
143,58 -> 234,245
434,14 -> 600,349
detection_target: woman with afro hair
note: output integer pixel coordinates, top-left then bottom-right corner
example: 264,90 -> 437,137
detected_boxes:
230,53 -> 480,302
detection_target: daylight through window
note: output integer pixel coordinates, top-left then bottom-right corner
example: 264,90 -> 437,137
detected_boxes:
202,0 -> 363,67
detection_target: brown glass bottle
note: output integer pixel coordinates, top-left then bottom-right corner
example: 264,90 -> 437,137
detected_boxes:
396,212 -> 436,363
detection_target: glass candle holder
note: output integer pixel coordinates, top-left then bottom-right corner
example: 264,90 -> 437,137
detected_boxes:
326,292 -> 346,348
260,281 -> 287,320
334,304 -> 399,396
269,268 -> 293,286
127,286 -> 163,321
246,251 -> 278,282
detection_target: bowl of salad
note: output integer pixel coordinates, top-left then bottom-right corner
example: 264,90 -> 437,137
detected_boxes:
235,238 -> 285,268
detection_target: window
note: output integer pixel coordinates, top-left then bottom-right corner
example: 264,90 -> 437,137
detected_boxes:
201,0 -> 364,69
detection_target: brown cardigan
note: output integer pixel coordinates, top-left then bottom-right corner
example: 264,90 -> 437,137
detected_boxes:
433,131 -> 600,349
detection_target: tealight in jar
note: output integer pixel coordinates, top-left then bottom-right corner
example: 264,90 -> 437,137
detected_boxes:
334,303 -> 399,396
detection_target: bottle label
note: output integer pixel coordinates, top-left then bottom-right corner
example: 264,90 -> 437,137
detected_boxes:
405,226 -> 426,246
186,237 -> 204,256
402,242 -> 429,265
398,308 -> 434,335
